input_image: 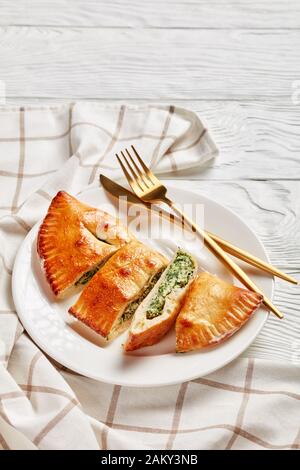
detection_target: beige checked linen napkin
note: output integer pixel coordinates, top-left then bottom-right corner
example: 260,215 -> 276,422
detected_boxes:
0,103 -> 299,450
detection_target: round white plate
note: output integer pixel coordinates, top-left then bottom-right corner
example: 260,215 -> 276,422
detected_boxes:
12,185 -> 271,387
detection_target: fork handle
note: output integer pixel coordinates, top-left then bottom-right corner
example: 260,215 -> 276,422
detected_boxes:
165,199 -> 283,319
206,231 -> 297,285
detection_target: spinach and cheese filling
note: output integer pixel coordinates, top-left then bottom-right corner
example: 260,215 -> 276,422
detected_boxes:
120,269 -> 165,323
75,251 -> 115,287
146,250 -> 195,320
75,265 -> 101,286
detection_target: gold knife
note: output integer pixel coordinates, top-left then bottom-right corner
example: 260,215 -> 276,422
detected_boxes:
99,174 -> 297,285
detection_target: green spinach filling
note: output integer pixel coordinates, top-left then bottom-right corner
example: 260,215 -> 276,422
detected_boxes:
75,265 -> 100,286
120,269 -> 165,323
146,250 -> 194,320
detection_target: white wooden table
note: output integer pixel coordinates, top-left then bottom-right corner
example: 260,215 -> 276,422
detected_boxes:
1,0 -> 299,363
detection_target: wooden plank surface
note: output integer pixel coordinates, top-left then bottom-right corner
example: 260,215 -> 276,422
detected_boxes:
170,101 -> 300,180
0,27 -> 299,100
1,1 -> 300,29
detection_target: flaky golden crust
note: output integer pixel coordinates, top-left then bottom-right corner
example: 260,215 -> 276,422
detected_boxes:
37,191 -> 134,297
176,272 -> 263,352
124,250 -> 197,352
69,241 -> 168,339
124,304 -> 181,352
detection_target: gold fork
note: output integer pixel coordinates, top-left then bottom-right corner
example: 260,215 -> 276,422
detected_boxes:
116,145 -> 284,319
100,174 -> 297,285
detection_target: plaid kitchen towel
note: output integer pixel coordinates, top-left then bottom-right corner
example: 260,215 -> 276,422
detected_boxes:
0,103 -> 299,450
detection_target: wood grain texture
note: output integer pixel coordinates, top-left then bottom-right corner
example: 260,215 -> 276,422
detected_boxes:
1,1 -> 300,29
0,27 -> 299,100
169,101 -> 300,180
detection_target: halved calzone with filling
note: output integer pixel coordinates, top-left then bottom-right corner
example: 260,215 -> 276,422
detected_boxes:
37,191 -> 134,297
68,241 -> 168,340
124,249 -> 197,352
176,272 -> 263,352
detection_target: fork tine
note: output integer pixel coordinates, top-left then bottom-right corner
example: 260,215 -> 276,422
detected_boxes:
119,151 -> 146,192
125,148 -> 151,188
131,145 -> 159,184
116,153 -> 141,194
121,150 -> 147,191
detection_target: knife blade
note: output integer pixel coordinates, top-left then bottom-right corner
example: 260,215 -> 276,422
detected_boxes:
99,174 -> 298,285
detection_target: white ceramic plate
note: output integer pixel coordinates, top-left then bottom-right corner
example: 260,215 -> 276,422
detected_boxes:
12,185 -> 271,387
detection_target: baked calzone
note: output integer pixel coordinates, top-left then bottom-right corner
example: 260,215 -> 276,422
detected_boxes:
176,272 -> 263,352
68,241 -> 168,340
124,249 -> 197,352
37,191 -> 134,297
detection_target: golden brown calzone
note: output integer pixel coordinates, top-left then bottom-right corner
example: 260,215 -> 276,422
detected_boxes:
176,272 -> 263,352
69,241 -> 168,340
37,191 -> 134,297
124,249 -> 197,352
